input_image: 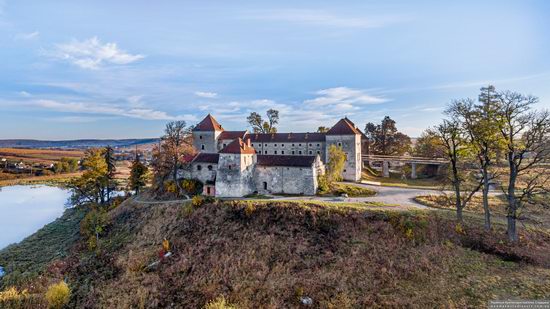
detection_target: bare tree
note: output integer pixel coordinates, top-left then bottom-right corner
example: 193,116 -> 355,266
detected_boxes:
447,86 -> 502,231
161,121 -> 195,196
435,119 -> 483,222
247,109 -> 279,133
496,91 -> 550,242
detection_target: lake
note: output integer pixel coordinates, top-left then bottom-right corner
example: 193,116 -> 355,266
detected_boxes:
0,185 -> 70,250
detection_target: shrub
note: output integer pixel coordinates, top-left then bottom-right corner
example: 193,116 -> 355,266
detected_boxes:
45,281 -> 70,309
317,174 -> 331,194
181,202 -> 194,217
181,179 -> 203,196
323,292 -> 354,309
164,180 -> 178,194
191,195 -> 216,208
80,208 -> 109,251
204,296 -> 238,309
0,286 -> 30,307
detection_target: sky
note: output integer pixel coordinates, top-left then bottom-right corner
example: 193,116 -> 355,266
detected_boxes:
0,0 -> 549,139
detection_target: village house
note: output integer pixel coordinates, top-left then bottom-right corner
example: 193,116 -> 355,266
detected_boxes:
180,114 -> 363,197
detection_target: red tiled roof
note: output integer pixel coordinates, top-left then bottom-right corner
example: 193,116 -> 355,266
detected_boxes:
326,118 -> 362,135
245,132 -> 326,143
219,130 -> 247,140
256,155 -> 316,167
192,114 -> 224,132
219,138 -> 256,154
192,153 -> 219,164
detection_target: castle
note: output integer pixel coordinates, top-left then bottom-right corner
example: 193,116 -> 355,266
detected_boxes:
180,114 -> 364,197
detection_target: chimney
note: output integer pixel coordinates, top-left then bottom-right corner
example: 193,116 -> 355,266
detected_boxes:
247,138 -> 251,147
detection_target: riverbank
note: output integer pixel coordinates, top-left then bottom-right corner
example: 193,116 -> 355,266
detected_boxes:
0,206 -> 86,288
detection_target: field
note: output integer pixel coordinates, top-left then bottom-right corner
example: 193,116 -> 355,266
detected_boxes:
0,148 -> 83,164
415,194 -> 550,229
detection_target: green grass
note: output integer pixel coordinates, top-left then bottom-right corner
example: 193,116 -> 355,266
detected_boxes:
0,207 -> 86,288
318,183 -> 377,197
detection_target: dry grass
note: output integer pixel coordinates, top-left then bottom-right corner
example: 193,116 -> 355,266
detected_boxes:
53,199 -> 550,308
415,194 -> 550,229
0,172 -> 81,187
0,148 -> 83,164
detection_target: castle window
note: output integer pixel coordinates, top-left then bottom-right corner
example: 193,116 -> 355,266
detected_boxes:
201,144 -> 205,150
317,151 -> 321,155
197,165 -> 202,171
264,151 -> 267,154
309,143 -> 312,147
281,151 -> 285,154
274,151 -> 277,154
292,151 -> 295,155
337,142 -> 342,147
281,144 -> 285,147
309,151 -> 312,155
299,143 -> 302,146
263,182 -> 268,190
264,144 -> 268,147
223,143 -> 227,148
317,144 -> 320,147
274,144 -> 277,147
292,143 -> 295,146
228,165 -> 232,170
199,135 -> 203,139
207,165 -> 213,171
298,151 -> 302,155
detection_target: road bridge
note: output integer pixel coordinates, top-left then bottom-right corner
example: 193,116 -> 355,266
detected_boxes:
362,155 -> 448,179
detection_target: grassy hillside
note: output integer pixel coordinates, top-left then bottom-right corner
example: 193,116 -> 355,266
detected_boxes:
1,199 -> 549,308
0,207 -> 86,287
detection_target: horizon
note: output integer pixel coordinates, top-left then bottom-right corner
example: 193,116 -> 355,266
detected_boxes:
1,0 -> 549,139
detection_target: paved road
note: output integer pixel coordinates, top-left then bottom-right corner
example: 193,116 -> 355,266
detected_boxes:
131,183 -> 446,210
272,183 -> 443,210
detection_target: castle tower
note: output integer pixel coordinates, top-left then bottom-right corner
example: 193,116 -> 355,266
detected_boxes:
215,138 -> 257,197
325,118 -> 362,182
192,114 -> 224,153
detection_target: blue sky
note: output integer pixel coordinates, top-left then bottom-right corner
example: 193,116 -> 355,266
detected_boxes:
0,0 -> 549,139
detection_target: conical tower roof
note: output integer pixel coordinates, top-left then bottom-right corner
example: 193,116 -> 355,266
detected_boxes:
192,114 -> 224,131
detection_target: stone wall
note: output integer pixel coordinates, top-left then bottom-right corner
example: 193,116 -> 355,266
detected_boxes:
249,141 -> 326,161
189,162 -> 217,184
215,153 -> 256,197
193,131 -> 221,153
254,164 -> 317,195
325,135 -> 361,181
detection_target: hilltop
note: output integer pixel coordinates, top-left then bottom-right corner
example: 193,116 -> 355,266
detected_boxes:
1,198 -> 549,308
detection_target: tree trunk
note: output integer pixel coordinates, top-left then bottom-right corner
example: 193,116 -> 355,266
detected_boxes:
482,164 -> 491,231
451,157 -> 462,223
456,205 -> 463,223
506,152 -> 518,242
507,211 -> 518,242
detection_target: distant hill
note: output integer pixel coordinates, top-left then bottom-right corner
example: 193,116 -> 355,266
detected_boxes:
0,139 -> 160,149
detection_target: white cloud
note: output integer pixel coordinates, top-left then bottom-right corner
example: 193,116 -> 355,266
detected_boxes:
19,91 -> 31,97
195,91 -> 218,98
51,36 -> 145,69
32,99 -> 194,121
15,31 -> 39,40
304,87 -> 389,107
243,10 -> 408,29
